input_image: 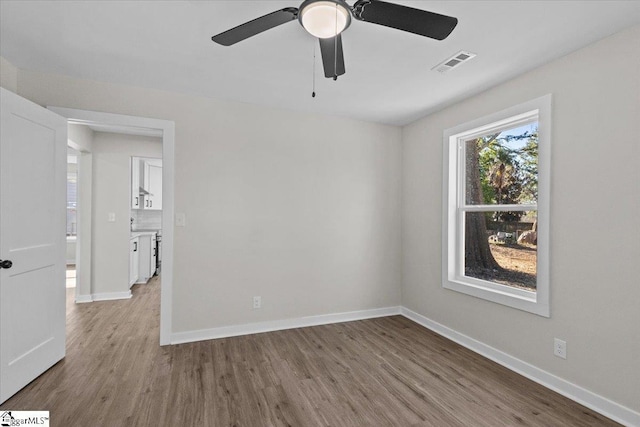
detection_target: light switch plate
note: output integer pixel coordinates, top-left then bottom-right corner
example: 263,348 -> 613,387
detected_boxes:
175,213 -> 186,227
108,212 -> 116,222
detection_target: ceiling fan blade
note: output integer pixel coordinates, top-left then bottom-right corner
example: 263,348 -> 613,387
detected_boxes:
352,0 -> 457,40
319,35 -> 345,79
212,8 -> 298,46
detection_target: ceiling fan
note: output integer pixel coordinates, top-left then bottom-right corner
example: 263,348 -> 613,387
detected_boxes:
211,0 -> 458,80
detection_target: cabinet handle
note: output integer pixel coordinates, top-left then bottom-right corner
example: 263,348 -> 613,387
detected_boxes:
150,200 -> 152,208
153,248 -> 156,256
135,196 -> 139,206
145,200 -> 148,207
134,242 -> 137,252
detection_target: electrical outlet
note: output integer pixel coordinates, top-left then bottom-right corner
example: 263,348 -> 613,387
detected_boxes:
253,296 -> 261,309
554,338 -> 567,359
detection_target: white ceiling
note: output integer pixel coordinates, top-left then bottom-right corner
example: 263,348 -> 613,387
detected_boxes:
1,1 -> 639,126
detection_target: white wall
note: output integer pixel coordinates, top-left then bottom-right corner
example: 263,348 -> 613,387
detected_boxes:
91,132 -> 162,295
66,237 -> 76,264
15,74 -> 402,331
0,56 -> 18,92
402,25 -> 640,413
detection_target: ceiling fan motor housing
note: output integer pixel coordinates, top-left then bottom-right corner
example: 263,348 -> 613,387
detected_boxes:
298,0 -> 353,38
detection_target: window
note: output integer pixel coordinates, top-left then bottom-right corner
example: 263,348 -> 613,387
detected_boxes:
67,155 -> 78,237
443,95 -> 551,316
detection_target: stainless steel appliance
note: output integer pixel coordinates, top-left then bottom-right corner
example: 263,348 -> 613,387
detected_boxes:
155,230 -> 162,275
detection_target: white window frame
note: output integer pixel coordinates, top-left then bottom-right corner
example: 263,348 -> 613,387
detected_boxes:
442,95 -> 551,317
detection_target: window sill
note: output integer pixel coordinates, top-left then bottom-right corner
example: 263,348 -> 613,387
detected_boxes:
443,277 -> 549,317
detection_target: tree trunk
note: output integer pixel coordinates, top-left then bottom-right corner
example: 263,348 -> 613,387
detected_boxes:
465,139 -> 501,271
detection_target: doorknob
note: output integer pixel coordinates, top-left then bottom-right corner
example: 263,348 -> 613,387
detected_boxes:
0,259 -> 13,269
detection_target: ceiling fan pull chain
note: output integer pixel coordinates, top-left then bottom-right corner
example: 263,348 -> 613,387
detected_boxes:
312,43 -> 317,98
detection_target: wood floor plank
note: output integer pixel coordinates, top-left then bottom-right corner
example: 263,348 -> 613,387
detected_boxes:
0,277 -> 620,426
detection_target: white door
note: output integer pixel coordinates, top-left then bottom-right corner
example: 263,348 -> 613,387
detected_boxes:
0,88 -> 67,403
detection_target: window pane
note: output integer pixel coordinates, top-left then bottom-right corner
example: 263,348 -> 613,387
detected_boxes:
67,158 -> 77,236
465,123 -> 538,205
464,211 -> 537,290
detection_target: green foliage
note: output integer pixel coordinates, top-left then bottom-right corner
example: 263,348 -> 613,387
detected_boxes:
473,127 -> 538,222
519,135 -> 538,203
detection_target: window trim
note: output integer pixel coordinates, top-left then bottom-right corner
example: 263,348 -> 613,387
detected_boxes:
442,95 -> 551,317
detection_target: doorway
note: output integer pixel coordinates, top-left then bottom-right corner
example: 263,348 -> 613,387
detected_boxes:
66,148 -> 78,288
52,107 -> 175,346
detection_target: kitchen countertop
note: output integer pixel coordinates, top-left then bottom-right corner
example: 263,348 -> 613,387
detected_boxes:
130,231 -> 158,239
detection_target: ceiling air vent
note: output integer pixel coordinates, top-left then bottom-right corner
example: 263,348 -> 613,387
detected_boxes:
432,50 -> 476,73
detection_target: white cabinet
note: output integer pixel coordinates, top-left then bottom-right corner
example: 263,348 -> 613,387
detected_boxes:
130,158 -> 142,209
135,232 -> 157,284
129,236 -> 139,287
131,157 -> 162,210
144,161 -> 162,210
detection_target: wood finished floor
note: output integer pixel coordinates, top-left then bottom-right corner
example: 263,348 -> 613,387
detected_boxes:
1,277 -> 618,426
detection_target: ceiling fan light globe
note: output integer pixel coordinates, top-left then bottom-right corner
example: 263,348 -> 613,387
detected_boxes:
300,0 -> 351,39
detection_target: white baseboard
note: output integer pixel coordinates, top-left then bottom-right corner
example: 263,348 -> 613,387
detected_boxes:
91,291 -> 132,302
166,303 -> 638,426
74,291 -> 132,303
74,294 -> 93,303
400,307 -> 640,427
170,306 -> 401,345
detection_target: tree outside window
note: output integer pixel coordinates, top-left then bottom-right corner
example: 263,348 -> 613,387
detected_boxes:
464,124 -> 538,290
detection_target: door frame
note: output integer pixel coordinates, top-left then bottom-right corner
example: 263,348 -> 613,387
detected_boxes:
49,106 -> 175,346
